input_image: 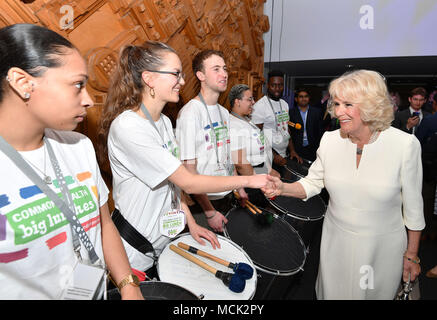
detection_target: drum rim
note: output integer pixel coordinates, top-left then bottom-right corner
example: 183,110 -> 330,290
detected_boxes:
107,280 -> 201,300
266,177 -> 327,221
157,232 -> 258,300
269,197 -> 326,221
283,165 -> 306,179
223,207 -> 307,276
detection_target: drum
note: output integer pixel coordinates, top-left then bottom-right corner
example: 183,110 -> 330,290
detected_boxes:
267,179 -> 327,247
157,233 -> 257,300
107,281 -> 200,300
224,206 -> 306,300
283,157 -> 312,180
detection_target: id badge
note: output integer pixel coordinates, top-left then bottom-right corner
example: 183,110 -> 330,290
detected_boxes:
160,209 -> 186,238
59,258 -> 106,300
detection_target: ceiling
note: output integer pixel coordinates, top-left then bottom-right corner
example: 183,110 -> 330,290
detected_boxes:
265,55 -> 437,87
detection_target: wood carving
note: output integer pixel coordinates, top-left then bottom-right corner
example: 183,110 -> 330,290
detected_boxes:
2,0 -> 270,209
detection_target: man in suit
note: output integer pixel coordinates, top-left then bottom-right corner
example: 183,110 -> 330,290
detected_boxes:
392,87 -> 429,135
288,88 -> 324,162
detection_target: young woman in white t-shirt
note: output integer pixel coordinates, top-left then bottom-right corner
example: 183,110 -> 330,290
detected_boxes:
229,84 -> 280,178
0,24 -> 142,299
98,42 -> 272,272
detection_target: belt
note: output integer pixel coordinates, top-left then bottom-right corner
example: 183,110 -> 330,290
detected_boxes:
112,208 -> 155,256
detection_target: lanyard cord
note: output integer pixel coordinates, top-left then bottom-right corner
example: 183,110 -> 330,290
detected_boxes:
140,103 -> 180,210
266,96 -> 286,133
198,93 -> 231,171
0,134 -> 100,264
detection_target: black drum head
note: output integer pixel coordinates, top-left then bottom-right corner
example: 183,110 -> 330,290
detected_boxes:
224,207 -> 306,275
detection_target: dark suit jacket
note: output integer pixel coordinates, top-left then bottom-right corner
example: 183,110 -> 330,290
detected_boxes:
288,105 -> 323,161
392,108 -> 430,134
416,113 -> 437,145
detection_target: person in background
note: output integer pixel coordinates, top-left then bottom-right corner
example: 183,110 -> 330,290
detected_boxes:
251,70 -> 295,175
266,70 -> 425,299
288,88 -> 324,162
228,83 -> 280,178
392,87 -> 429,135
0,23 -> 143,300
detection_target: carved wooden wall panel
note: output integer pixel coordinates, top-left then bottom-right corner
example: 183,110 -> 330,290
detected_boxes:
1,0 -> 270,207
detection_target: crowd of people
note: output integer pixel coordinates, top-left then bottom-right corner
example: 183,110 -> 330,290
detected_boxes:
0,23 -> 435,300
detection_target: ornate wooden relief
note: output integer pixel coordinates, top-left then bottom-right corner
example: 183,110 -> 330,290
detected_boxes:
3,0 -> 269,205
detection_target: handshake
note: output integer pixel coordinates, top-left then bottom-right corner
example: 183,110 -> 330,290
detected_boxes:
247,174 -> 283,199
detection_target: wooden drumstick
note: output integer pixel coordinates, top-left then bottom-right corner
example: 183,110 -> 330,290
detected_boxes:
177,242 -> 254,280
169,245 -> 245,293
233,191 -> 262,214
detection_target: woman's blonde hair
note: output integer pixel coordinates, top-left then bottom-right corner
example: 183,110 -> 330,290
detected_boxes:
327,69 -> 394,132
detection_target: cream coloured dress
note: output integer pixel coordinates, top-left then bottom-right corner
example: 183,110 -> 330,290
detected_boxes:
298,127 -> 425,299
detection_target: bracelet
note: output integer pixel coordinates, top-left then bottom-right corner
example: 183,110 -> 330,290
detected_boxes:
205,211 -> 217,220
403,255 -> 420,264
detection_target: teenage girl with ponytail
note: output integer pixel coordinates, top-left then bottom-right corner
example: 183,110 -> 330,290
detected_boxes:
98,42 -> 272,273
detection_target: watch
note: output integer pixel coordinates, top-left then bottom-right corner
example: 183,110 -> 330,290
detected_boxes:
117,274 -> 140,290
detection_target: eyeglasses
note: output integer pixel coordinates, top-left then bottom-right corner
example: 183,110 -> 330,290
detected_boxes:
240,97 -> 254,102
147,70 -> 185,81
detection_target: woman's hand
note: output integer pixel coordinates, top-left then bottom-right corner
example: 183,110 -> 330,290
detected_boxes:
188,218 -> 221,249
262,175 -> 283,199
403,254 -> 421,282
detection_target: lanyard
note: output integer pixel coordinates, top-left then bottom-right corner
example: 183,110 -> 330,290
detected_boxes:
140,103 -> 180,210
198,93 -> 231,171
0,134 -> 100,264
230,111 -> 262,131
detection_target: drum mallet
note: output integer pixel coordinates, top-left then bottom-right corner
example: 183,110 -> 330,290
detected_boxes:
170,244 -> 246,293
288,121 -> 302,130
233,191 -> 273,225
177,242 -> 254,280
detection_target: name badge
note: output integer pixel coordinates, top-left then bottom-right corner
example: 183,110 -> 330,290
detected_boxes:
160,209 -> 186,238
59,259 -> 106,300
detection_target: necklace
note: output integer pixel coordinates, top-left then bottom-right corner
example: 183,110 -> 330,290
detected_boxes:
356,131 -> 380,155
22,143 -> 52,184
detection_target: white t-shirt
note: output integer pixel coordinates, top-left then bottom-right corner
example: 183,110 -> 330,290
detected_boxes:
229,114 -> 273,174
0,129 -> 109,299
108,110 -> 182,271
176,99 -> 238,199
251,95 -> 290,157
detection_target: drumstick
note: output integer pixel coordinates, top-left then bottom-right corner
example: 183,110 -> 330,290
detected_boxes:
170,245 -> 246,293
288,121 -> 302,129
233,191 -> 262,214
177,242 -> 253,280
247,201 -> 262,214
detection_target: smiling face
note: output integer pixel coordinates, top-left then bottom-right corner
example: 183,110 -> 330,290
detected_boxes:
149,51 -> 185,104
28,48 -> 93,131
234,89 -> 254,117
197,54 -> 228,93
332,97 -> 366,137
267,76 -> 284,100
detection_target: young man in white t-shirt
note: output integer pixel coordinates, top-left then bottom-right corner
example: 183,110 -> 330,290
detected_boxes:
176,50 -> 247,233
251,70 -> 299,174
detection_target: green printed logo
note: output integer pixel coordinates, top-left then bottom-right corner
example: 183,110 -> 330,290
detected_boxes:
167,140 -> 180,159
6,186 -> 97,245
276,111 -> 289,123
214,126 -> 228,141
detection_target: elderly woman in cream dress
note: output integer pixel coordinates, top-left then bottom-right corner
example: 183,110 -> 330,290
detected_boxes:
267,70 -> 425,299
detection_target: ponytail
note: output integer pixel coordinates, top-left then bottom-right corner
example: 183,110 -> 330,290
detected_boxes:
97,41 -> 176,168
